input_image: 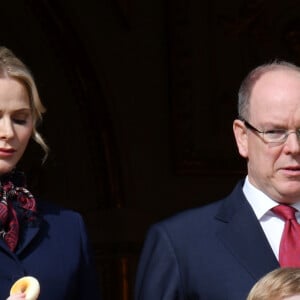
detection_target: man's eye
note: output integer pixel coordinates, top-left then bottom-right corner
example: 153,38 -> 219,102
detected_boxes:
265,130 -> 286,136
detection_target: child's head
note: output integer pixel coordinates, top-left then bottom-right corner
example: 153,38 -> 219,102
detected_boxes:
247,268 -> 300,300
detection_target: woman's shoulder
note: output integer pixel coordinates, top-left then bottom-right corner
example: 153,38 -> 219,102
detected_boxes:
36,199 -> 83,221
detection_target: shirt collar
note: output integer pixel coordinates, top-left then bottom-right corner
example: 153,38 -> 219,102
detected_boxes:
243,176 -> 300,220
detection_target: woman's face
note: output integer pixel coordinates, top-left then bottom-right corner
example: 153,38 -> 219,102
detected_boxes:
0,77 -> 33,175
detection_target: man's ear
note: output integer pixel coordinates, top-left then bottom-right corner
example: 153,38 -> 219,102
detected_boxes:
233,119 -> 249,158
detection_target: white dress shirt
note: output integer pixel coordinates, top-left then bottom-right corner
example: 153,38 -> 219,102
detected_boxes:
243,176 -> 300,259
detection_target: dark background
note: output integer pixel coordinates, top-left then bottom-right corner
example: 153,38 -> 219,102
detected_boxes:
2,0 -> 300,299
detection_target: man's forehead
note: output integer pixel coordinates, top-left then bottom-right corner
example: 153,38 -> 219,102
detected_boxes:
255,68 -> 300,85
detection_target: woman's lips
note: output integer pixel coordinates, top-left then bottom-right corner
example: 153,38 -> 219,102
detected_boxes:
0,148 -> 15,157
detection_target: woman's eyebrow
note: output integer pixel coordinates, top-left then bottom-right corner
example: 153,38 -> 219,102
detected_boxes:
11,108 -> 31,113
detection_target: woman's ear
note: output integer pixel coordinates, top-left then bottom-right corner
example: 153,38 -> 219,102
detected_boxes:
233,119 -> 249,158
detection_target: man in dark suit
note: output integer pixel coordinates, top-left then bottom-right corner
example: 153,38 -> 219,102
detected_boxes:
135,61 -> 300,299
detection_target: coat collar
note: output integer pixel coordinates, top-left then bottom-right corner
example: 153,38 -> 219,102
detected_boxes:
215,180 -> 279,280
0,217 -> 42,258
16,225 -> 41,255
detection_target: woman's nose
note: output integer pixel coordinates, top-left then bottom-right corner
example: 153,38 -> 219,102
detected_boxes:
0,119 -> 14,140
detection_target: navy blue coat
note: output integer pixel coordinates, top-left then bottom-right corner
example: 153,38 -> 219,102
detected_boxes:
135,180 -> 280,300
0,200 -> 101,300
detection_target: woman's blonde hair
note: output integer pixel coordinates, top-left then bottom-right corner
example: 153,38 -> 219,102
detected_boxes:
247,268 -> 300,300
0,47 -> 48,162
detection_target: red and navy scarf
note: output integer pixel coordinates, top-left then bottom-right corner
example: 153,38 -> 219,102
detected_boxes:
0,170 -> 38,251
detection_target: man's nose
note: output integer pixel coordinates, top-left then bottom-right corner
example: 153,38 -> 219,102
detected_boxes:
283,132 -> 300,154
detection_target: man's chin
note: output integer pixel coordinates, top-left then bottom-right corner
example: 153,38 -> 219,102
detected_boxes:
277,187 -> 300,203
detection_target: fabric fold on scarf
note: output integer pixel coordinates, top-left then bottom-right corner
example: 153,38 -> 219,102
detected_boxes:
0,170 -> 39,251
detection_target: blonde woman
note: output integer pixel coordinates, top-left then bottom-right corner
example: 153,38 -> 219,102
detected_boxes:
0,47 -> 101,300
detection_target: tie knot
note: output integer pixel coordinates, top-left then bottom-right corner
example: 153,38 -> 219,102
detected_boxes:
272,205 -> 297,220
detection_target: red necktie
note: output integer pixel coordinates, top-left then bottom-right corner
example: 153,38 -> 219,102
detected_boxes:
272,205 -> 300,267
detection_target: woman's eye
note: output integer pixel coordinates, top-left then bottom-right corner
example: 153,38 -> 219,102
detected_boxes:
13,118 -> 27,125
12,112 -> 30,125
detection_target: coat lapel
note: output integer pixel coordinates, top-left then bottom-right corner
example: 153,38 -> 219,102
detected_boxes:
0,209 -> 43,257
0,237 -> 15,258
16,205 -> 45,255
15,225 -> 41,255
215,181 -> 279,281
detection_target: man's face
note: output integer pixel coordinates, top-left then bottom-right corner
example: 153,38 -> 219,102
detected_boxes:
234,69 -> 300,204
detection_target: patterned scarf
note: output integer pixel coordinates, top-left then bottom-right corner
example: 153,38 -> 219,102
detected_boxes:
0,170 -> 38,251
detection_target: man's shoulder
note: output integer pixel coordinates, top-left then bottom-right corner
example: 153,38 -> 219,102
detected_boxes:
152,180 -> 246,234
159,198 -> 223,227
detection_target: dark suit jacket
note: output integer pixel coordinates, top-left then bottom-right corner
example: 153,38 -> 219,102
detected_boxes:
135,180 -> 280,300
0,200 -> 101,300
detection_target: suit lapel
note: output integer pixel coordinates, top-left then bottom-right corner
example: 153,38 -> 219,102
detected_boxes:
215,181 -> 279,280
